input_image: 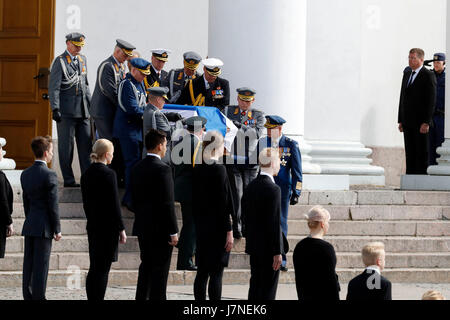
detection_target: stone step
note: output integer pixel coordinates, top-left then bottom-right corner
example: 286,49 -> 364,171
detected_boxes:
0,267 -> 449,288
12,187 -> 450,206
9,218 -> 450,237
2,251 -> 450,272
5,235 -> 450,254
11,202 -> 450,222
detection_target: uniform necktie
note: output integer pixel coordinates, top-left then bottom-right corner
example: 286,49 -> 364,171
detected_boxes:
241,111 -> 246,116
407,71 -> 416,87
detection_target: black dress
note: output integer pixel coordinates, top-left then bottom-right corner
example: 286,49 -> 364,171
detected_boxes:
0,170 -> 13,258
293,237 -> 341,301
192,161 -> 234,300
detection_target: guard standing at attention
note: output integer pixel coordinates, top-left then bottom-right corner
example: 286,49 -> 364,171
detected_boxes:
429,52 -> 446,165
90,39 -> 136,187
144,49 -> 171,90
49,32 -> 92,188
223,88 -> 265,238
176,58 -> 230,111
162,51 -> 202,103
258,115 -> 302,272
113,58 -> 150,211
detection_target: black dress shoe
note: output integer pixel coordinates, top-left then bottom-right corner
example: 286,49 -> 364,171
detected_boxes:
280,266 -> 288,272
64,183 -> 80,188
177,265 -> 197,271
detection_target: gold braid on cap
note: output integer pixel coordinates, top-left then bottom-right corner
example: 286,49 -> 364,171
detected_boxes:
205,67 -> 222,77
137,68 -> 151,75
184,60 -> 200,71
122,48 -> 133,56
70,38 -> 85,47
238,94 -> 255,102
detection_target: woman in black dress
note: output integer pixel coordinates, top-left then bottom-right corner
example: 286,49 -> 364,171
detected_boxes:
192,131 -> 234,301
0,144 -> 14,259
293,205 -> 340,300
80,139 -> 127,300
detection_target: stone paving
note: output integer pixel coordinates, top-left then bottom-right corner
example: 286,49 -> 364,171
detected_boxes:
0,283 -> 448,300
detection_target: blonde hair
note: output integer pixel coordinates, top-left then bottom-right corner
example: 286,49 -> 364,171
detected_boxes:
361,242 -> 385,266
259,148 -> 279,168
90,139 -> 113,162
422,290 -> 445,300
305,205 -> 330,229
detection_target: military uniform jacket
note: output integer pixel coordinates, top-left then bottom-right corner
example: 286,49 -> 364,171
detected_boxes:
113,73 -> 146,141
161,68 -> 200,103
434,68 -> 445,115
224,106 -> 265,166
49,50 -> 91,118
176,75 -> 230,111
258,135 -> 303,197
90,55 -> 127,119
143,103 -> 173,163
144,65 -> 168,90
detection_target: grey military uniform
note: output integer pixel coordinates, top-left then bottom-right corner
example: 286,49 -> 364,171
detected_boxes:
162,68 -> 200,103
142,103 -> 173,163
90,55 -> 126,140
49,50 -> 92,185
223,106 -> 265,236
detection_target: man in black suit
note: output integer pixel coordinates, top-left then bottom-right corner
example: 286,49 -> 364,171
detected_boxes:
347,242 -> 392,300
131,129 -> 179,300
176,58 -> 230,111
398,48 -> 437,174
20,136 -> 62,300
241,147 -> 288,300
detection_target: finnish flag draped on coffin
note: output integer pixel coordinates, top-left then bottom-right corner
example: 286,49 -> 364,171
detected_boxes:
162,104 -> 238,151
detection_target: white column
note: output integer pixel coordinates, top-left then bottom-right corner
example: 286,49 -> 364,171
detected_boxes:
304,0 -> 385,186
428,1 -> 450,176
0,137 -> 16,170
208,0 -> 320,175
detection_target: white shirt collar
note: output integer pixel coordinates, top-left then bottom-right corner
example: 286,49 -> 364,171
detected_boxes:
147,153 -> 161,160
35,160 -> 47,166
260,171 -> 275,183
66,50 -> 76,60
412,65 -> 423,73
112,55 -> 121,66
366,265 -> 381,275
203,74 -> 210,90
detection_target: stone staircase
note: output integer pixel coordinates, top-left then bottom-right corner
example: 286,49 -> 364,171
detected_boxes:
1,188 -> 449,288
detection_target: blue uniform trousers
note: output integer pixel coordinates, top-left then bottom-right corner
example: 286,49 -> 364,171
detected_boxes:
279,184 -> 291,267
119,136 -> 142,207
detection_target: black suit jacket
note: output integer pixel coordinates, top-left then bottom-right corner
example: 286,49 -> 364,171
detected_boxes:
241,174 -> 288,257
20,162 -> 60,239
80,162 -> 125,233
176,75 -> 230,110
0,170 -> 13,227
130,155 -> 178,240
144,65 -> 168,89
398,66 -> 437,128
346,269 -> 392,300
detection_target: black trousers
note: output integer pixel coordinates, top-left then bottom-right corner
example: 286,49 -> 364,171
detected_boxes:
136,235 -> 173,300
403,126 -> 430,174
248,255 -> 280,300
194,265 -> 224,301
22,236 -> 52,300
177,202 -> 196,269
110,138 -> 126,189
86,230 -> 118,301
0,226 -> 6,259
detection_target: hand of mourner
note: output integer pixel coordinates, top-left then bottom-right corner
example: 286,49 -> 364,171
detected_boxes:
54,233 -> 62,241
6,224 -> 13,237
165,112 -> 183,122
273,254 -> 282,271
225,231 -> 234,252
420,123 -> 430,134
290,194 -> 299,206
169,235 -> 178,247
52,109 -> 62,123
398,123 -> 403,133
119,230 -> 127,244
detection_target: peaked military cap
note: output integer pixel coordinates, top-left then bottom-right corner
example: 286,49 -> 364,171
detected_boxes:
147,86 -> 169,100
152,49 -> 172,62
116,39 -> 136,57
202,58 -> 224,76
130,58 -> 152,75
264,115 -> 286,129
183,51 -> 202,71
237,87 -> 256,102
66,32 -> 85,47
433,53 -> 446,61
185,116 -> 207,131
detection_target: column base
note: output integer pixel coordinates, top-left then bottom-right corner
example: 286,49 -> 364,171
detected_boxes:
401,175 -> 450,191
428,139 -> 450,176
288,135 -> 321,174
303,174 -> 349,191
0,137 -> 16,170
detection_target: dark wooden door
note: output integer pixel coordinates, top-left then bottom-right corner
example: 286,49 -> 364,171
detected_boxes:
0,0 -> 55,168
